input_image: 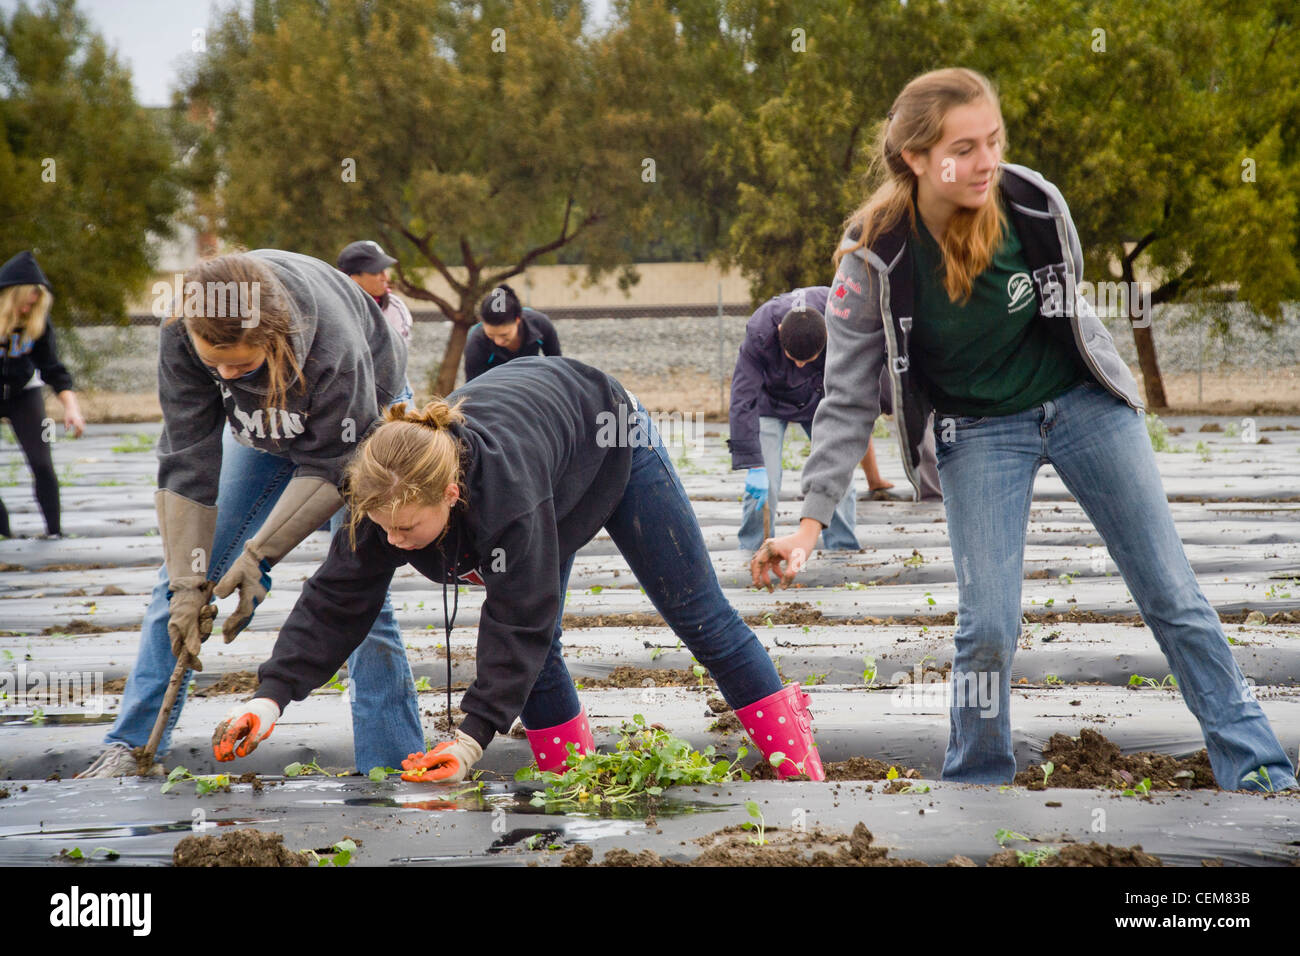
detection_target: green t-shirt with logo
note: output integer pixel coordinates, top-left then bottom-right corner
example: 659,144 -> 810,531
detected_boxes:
909,203 -> 1090,418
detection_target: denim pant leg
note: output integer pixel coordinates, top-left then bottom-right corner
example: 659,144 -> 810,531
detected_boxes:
1047,382 -> 1297,790
609,403 -> 783,710
340,382 -> 424,772
802,422 -> 860,550
518,553 -> 581,730
738,416 -> 788,551
932,410 -> 1043,784
105,430 -> 297,757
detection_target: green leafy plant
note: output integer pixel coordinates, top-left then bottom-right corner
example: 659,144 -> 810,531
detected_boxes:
1128,674 -> 1177,689
862,656 -> 877,686
1145,413 -> 1175,452
284,757 -> 344,778
899,782 -> 931,794
903,549 -> 924,568
61,846 -> 120,861
1040,761 -> 1055,787
304,838 -> 357,867
804,671 -> 827,686
994,828 -> 1031,847
649,645 -> 664,661
1016,846 -> 1060,867
320,672 -> 347,692
1058,572 -> 1075,585
589,585 -> 603,594
1043,675 -> 1064,686
413,676 -> 433,692
1121,777 -> 1153,797
740,800 -> 768,845
1241,766 -> 1276,792
1195,440 -> 1212,462
515,714 -> 751,810
27,706 -> 46,726
162,766 -> 231,796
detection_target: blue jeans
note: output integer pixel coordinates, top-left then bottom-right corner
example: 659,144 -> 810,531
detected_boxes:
105,419 -> 423,774
933,379 -> 1297,790
738,417 -> 859,552
520,399 -> 784,729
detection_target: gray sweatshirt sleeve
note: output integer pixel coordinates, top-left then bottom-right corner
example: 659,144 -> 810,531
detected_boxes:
289,357 -> 375,485
156,321 -> 226,506
800,243 -> 886,527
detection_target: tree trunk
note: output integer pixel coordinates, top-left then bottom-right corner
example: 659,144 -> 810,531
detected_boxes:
1122,258 -> 1168,409
432,316 -> 471,397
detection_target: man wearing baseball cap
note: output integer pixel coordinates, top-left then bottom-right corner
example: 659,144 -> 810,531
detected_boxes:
338,240 -> 414,343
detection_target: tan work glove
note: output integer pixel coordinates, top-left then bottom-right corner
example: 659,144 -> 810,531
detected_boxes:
156,489 -> 219,669
214,476 -> 343,641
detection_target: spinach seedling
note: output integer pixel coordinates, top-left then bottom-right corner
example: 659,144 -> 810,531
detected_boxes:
162,766 -> 230,796
740,800 -> 768,845
1016,846 -> 1059,867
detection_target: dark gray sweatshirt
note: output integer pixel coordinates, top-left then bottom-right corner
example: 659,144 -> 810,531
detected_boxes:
156,249 -> 408,505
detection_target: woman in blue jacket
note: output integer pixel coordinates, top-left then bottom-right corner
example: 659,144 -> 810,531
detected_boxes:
753,67 -> 1296,791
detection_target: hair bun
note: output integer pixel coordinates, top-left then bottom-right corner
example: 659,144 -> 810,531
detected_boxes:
384,397 -> 466,429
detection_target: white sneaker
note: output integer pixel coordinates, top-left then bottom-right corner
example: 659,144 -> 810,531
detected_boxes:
74,744 -> 164,778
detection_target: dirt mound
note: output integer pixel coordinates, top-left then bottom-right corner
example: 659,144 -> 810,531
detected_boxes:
562,612 -> 664,629
42,619 -> 110,635
579,666 -> 713,689
565,822 -> 970,867
193,671 -> 260,697
173,830 -> 308,867
744,602 -> 824,626
986,842 -> 1163,867
1012,729 -> 1216,791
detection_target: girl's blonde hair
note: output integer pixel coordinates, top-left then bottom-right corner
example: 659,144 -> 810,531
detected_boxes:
343,398 -> 468,549
165,253 -> 304,413
836,67 -> 1008,304
0,285 -> 53,343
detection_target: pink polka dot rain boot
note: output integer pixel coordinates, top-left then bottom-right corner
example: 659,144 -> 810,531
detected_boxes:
735,683 -> 825,781
524,705 -> 596,773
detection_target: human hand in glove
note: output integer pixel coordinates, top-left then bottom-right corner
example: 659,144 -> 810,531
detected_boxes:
212,698 -> 281,761
213,547 -> 272,642
744,467 -> 769,506
400,731 -> 483,784
167,576 -> 217,670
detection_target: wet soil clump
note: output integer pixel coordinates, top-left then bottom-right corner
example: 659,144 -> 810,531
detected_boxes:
1012,729 -> 1216,791
579,666 -> 713,689
173,830 -> 309,867
193,670 -> 260,697
986,842 -> 1163,866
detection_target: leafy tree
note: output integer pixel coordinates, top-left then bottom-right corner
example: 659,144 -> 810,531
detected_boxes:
0,0 -> 179,372
182,0 -> 720,395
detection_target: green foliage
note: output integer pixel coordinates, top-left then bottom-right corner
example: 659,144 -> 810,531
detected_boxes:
304,838 -> 357,867
515,714 -> 751,810
161,766 -> 230,796
284,757 -> 343,778
413,675 -> 433,692
1016,846 -> 1060,867
0,0 -> 180,380
1121,777 -> 1153,797
1241,766 -> 1276,792
861,656 -> 877,686
994,828 -> 1031,847
1145,414 -> 1176,452
740,800 -> 767,845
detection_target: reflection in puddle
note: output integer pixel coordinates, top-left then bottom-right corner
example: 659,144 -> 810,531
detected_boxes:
1,818 -> 277,840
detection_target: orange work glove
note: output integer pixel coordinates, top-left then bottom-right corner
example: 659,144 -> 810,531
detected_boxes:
212,698 -> 281,761
400,731 -> 483,783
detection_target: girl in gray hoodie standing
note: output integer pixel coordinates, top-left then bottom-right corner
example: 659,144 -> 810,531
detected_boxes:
78,250 -> 423,777
753,68 -> 1296,792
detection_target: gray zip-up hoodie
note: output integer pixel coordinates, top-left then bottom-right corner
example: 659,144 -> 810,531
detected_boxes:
157,249 -> 408,506
801,163 -> 1144,525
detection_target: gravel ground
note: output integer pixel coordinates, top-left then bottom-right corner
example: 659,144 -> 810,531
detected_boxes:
53,302 -> 1300,395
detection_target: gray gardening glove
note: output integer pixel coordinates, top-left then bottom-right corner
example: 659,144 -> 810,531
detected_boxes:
214,476 -> 343,641
156,489 -> 219,669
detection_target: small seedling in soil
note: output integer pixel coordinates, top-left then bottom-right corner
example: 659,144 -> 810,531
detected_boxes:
413,675 -> 433,692
804,671 -> 827,686
1043,675 -> 1064,686
1016,846 -> 1060,867
319,672 -> 347,692
862,656 -> 877,686
994,829 -> 1031,847
1241,766 -> 1275,792
368,766 -> 401,783
1128,674 -> 1177,689
111,433 -> 157,453
516,714 -> 751,810
899,782 -> 930,794
1040,761 -> 1054,788
886,766 -> 900,780
284,758 -> 344,777
304,838 -> 357,867
162,766 -> 231,796
903,549 -> 924,568
60,847 -> 120,862
740,800 -> 768,845
1121,777 -> 1153,797
27,706 -> 46,726
692,662 -> 707,690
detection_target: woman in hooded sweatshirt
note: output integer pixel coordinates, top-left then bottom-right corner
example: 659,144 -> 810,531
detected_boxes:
78,250 -> 424,777
752,67 -> 1297,792
0,251 -> 85,538
209,355 -> 825,783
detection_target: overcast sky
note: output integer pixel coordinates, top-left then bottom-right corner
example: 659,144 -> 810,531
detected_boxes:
1,0 -> 614,107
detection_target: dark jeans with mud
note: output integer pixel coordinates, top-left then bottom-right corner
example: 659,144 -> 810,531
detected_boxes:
519,400 -> 782,730
0,386 -> 60,536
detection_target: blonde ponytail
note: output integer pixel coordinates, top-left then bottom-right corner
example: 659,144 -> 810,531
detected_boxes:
344,398 -> 468,548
